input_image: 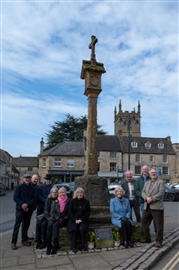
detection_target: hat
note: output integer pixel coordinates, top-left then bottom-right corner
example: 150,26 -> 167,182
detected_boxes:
44,174 -> 52,180
23,173 -> 31,178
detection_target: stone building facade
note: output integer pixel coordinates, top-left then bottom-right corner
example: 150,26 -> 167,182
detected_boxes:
12,156 -> 38,183
0,149 -> 19,189
38,141 -> 85,183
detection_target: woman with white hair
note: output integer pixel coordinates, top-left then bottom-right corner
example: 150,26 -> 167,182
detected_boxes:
45,187 -> 70,255
110,186 -> 134,248
67,187 -> 91,253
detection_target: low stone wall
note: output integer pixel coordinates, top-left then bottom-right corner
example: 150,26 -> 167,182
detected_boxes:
58,222 -> 143,251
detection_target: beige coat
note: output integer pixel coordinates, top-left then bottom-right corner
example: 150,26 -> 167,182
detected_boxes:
142,178 -> 165,210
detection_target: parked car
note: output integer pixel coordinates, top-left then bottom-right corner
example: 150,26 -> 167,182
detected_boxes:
53,183 -> 74,198
169,183 -> 179,189
0,182 -> 6,196
108,183 -> 121,199
164,184 -> 179,201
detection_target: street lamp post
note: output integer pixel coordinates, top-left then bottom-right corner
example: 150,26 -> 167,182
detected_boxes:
119,114 -> 139,171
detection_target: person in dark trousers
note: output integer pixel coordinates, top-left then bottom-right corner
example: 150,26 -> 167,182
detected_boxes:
135,165 -> 157,232
110,186 -> 134,248
67,187 -> 91,253
22,174 -> 39,241
121,171 -> 141,223
37,174 -> 53,215
45,187 -> 70,255
35,174 -> 52,246
11,173 -> 36,250
140,167 -> 165,248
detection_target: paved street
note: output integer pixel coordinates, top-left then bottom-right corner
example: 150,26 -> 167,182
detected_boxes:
0,191 -> 179,270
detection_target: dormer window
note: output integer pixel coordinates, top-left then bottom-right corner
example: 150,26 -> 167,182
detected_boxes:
158,142 -> 164,149
131,141 -> 138,148
145,141 -> 151,149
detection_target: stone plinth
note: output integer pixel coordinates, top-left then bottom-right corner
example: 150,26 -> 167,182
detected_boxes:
75,175 -> 110,206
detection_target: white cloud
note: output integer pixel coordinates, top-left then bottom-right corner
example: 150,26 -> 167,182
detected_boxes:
1,1 -> 178,156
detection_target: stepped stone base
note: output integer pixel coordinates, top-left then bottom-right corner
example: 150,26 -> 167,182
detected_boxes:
58,222 -> 143,250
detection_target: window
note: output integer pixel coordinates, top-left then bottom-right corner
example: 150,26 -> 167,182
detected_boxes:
145,141 -> 151,148
163,155 -> 168,163
97,151 -> 100,158
42,158 -> 46,167
54,158 -> 61,167
110,152 -> 117,159
135,154 -> 141,162
28,167 -> 33,171
131,141 -> 138,148
110,162 -> 117,171
162,167 -> 169,175
67,159 -> 74,167
150,155 -> 154,162
158,142 -> 164,149
135,166 -> 141,175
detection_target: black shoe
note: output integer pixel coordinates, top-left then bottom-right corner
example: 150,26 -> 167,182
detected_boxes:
128,241 -> 134,248
124,241 -> 128,248
39,242 -> 47,249
36,241 -> 42,249
51,246 -> 59,255
46,247 -> 51,255
72,248 -> 78,253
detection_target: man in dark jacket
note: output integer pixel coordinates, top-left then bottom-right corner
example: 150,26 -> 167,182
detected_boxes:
121,171 -> 141,223
37,174 -> 52,215
11,174 -> 36,250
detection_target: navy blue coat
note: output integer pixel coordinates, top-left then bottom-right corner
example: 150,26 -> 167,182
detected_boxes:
13,183 -> 36,212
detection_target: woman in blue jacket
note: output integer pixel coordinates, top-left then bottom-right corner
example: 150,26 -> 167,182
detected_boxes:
110,186 -> 134,248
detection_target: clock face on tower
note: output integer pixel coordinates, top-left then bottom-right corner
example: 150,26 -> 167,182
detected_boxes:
90,76 -> 99,86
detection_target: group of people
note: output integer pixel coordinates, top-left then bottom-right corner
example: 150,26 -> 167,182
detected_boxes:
11,165 -> 165,253
11,173 -> 91,254
110,166 -> 165,248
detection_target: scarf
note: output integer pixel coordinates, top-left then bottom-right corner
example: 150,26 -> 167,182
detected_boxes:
58,195 -> 68,213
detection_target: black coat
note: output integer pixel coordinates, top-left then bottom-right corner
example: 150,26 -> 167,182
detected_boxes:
13,183 -> 36,212
44,197 -> 70,226
121,179 -> 139,203
67,197 -> 91,233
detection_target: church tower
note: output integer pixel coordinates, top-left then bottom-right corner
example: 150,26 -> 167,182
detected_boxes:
114,100 -> 141,137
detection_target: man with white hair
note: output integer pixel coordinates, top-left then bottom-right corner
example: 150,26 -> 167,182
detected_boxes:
135,165 -> 157,232
121,171 -> 141,223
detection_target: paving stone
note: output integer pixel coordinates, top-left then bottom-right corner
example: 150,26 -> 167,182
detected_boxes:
19,255 -> 35,265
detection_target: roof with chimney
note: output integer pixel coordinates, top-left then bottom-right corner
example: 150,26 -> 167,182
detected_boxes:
39,141 -> 85,157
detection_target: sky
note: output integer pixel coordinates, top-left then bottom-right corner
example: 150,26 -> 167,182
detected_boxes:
1,0 -> 178,157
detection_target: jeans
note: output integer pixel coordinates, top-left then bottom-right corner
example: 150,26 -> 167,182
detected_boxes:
140,203 -> 157,232
12,210 -> 33,244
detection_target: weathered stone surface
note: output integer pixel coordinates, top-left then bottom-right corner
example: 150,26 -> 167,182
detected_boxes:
75,175 -> 110,206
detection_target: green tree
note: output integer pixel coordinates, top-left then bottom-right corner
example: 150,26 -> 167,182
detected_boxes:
44,114 -> 107,150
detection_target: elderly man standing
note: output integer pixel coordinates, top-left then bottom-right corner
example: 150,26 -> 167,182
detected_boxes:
11,174 -> 36,250
23,174 -> 39,241
37,174 -> 53,215
121,171 -> 141,223
135,165 -> 157,232
140,167 -> 165,248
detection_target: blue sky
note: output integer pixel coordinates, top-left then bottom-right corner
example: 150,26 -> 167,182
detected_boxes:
1,1 -> 178,157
